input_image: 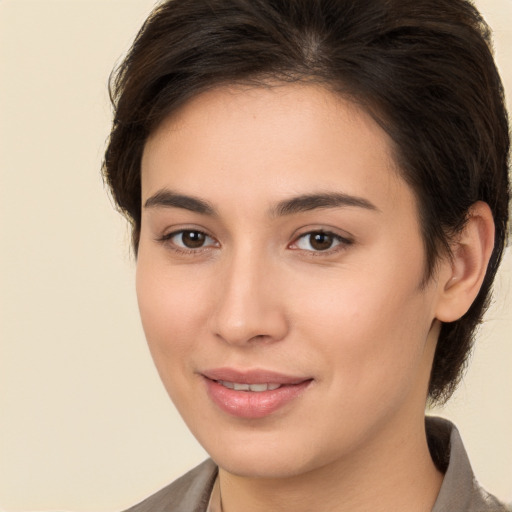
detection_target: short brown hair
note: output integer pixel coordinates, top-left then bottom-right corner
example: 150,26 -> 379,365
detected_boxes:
103,0 -> 510,403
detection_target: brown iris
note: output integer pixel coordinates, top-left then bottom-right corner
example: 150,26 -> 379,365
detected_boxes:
181,231 -> 206,248
309,232 -> 335,251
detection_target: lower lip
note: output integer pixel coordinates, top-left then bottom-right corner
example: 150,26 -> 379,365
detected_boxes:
204,378 -> 312,419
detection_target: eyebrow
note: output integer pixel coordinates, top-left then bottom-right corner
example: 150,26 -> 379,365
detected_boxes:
271,192 -> 379,217
144,189 -> 378,216
144,190 -> 216,215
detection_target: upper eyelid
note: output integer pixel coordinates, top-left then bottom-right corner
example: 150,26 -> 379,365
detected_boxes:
156,228 -> 218,248
159,227 -> 215,240
291,228 -> 353,244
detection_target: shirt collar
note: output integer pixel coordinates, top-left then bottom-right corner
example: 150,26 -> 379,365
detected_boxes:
428,416 -> 508,511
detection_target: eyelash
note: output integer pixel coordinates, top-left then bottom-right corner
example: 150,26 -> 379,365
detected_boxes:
157,229 -> 219,255
289,230 -> 353,256
157,229 -> 353,256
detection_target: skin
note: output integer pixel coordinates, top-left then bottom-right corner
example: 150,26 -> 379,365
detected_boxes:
136,83 -> 493,512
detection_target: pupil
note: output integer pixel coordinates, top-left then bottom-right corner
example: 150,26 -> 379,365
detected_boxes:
311,233 -> 333,251
183,231 -> 205,248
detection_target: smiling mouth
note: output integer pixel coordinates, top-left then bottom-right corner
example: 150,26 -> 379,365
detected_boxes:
203,371 -> 313,418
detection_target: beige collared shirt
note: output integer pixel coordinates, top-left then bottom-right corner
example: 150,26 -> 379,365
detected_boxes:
206,476 -> 221,512
125,417 -> 511,512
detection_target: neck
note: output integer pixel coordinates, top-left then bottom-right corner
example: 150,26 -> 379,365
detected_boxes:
218,414 -> 443,512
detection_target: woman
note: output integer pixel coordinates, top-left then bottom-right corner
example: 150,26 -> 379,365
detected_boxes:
103,0 -> 510,510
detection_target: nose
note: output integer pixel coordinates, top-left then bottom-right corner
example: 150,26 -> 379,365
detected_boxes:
209,250 -> 289,346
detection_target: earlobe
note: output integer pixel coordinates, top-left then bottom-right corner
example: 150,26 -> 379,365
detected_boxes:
435,201 -> 495,323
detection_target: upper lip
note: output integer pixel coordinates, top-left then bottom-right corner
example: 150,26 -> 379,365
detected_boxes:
201,367 -> 311,385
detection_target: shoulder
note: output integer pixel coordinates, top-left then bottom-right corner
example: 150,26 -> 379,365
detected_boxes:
427,416 -> 511,512
123,459 -> 218,512
474,487 -> 512,512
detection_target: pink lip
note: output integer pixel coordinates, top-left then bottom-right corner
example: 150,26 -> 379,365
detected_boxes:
202,367 -> 308,385
201,368 -> 312,419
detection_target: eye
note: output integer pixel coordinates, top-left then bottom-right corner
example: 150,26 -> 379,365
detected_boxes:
292,231 -> 351,252
164,230 -> 218,250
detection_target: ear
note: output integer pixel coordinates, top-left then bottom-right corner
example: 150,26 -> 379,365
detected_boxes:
435,201 -> 495,323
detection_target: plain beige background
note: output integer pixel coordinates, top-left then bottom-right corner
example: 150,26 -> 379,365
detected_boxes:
0,1 -> 511,511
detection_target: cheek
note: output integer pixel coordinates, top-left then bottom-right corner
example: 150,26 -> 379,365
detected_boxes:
135,256 -> 218,417
293,263 -> 434,393
135,256 -> 210,361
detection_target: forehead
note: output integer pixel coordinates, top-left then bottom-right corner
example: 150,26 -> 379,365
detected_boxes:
141,83 -> 410,215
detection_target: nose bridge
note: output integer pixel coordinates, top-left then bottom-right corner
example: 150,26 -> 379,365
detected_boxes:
211,243 -> 288,345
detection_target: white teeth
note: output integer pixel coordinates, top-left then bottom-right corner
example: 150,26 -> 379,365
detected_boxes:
218,381 -> 282,392
248,383 -> 268,392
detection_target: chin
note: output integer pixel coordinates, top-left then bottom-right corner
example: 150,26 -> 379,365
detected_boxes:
214,451 -> 312,479
193,425 -> 329,479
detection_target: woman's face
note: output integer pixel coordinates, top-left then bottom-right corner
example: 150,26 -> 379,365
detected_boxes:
137,84 -> 446,478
